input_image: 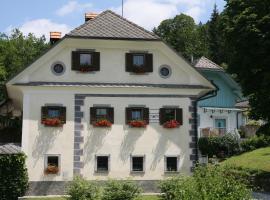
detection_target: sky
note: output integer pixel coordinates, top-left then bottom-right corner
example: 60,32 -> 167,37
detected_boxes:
0,0 -> 226,40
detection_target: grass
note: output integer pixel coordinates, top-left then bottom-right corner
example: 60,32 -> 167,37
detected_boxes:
222,147 -> 270,172
25,196 -> 160,200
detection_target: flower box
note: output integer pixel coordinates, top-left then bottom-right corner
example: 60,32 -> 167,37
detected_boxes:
163,120 -> 180,128
94,119 -> 112,127
44,164 -> 59,175
129,120 -> 147,128
42,118 -> 62,127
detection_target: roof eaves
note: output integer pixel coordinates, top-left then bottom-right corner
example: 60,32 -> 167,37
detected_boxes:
65,35 -> 162,41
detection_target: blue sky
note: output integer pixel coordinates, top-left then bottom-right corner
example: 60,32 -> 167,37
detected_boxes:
0,0 -> 226,40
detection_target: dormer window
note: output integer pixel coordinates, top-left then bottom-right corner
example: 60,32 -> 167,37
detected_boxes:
72,51 -> 100,72
126,53 -> 153,73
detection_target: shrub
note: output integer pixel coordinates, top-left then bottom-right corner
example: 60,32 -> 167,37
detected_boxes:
0,153 -> 29,200
198,134 -> 240,158
67,176 -> 101,200
102,180 -> 142,200
159,165 -> 252,200
241,135 -> 270,152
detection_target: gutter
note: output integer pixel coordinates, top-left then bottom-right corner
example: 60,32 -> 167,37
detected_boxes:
193,81 -> 219,161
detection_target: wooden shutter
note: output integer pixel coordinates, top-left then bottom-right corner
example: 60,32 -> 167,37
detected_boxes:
159,108 -> 166,125
176,108 -> 183,125
60,107 -> 66,124
90,107 -> 97,124
92,52 -> 100,71
144,53 -> 153,72
72,51 -> 80,70
107,107 -> 114,124
125,53 -> 133,72
41,106 -> 49,121
143,107 -> 149,124
126,107 -> 132,124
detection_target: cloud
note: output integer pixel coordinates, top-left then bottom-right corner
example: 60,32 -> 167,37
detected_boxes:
6,19 -> 72,41
56,1 -> 92,16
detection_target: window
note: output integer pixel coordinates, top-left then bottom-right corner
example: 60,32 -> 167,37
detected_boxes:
159,108 -> 183,127
51,62 -> 65,75
165,156 -> 178,172
159,65 -> 171,78
41,106 -> 66,126
131,109 -> 143,120
131,156 -> 145,172
90,107 -> 114,126
72,51 -> 100,72
96,155 -> 109,172
126,53 -> 153,73
45,155 -> 60,175
126,107 -> 149,127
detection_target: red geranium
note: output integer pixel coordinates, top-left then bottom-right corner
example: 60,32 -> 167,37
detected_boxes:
163,120 -> 180,128
44,164 -> 59,174
94,119 -> 112,127
42,118 -> 62,127
129,120 -> 147,128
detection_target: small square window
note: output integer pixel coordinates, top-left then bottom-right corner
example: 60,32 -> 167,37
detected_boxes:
96,108 -> 108,120
165,156 -> 178,172
96,156 -> 109,172
132,54 -> 145,67
164,109 -> 176,121
131,156 -> 144,172
48,109 -> 60,118
131,109 -> 143,120
45,155 -> 60,175
80,53 -> 92,66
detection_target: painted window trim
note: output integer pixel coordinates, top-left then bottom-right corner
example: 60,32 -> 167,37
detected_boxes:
44,154 -> 61,176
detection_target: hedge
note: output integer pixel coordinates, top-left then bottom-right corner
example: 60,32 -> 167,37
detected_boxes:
0,153 -> 29,200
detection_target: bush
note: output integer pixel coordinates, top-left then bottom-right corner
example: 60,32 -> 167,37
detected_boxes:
241,135 -> 270,152
67,176 -> 101,200
198,134 -> 240,158
102,180 -> 142,200
159,165 -> 251,200
0,153 -> 29,200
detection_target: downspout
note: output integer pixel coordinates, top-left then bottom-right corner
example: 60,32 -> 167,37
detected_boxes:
194,81 -> 219,161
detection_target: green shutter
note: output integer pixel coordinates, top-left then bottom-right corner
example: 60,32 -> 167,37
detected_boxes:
90,107 -> 97,124
108,107 -> 114,124
92,52 -> 100,71
126,53 -> 134,72
72,51 -> 80,70
60,107 -> 66,124
41,106 -> 48,121
159,108 -> 166,125
144,53 -> 153,72
126,107 -> 132,124
143,107 -> 149,124
176,108 -> 183,125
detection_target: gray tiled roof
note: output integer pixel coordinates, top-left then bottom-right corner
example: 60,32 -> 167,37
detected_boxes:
235,100 -> 249,108
194,56 -> 224,71
14,82 -> 212,89
66,10 -> 160,40
0,143 -> 21,154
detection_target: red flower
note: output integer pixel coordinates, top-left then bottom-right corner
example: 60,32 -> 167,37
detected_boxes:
94,119 -> 112,127
44,164 -> 59,174
163,120 -> 180,128
42,118 -> 62,127
129,120 -> 147,128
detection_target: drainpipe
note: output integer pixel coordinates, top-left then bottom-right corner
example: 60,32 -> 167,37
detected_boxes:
194,81 -> 219,161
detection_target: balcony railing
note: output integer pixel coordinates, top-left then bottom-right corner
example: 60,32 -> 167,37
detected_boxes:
199,127 -> 227,137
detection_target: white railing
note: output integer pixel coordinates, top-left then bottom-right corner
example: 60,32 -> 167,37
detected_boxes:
199,127 -> 227,137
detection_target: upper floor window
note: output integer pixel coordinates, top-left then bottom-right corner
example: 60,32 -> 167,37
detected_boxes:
126,53 -> 153,73
159,108 -> 183,128
72,51 -> 100,72
90,107 -> 114,127
41,106 -> 66,127
126,107 -> 149,128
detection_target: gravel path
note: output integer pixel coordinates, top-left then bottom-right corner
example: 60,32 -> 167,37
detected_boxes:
253,192 -> 270,200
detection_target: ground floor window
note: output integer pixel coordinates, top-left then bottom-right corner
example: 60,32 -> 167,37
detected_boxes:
44,155 -> 60,175
95,155 -> 110,172
165,156 -> 179,172
131,156 -> 145,172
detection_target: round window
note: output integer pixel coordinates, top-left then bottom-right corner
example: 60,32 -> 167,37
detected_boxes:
51,62 -> 65,75
159,65 -> 171,78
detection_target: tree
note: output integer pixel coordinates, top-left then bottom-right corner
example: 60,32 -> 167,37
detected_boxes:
0,29 -> 49,101
153,14 -> 207,61
222,0 -> 270,125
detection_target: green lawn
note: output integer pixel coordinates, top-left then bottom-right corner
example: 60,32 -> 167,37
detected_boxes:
222,147 -> 270,172
25,196 -> 159,200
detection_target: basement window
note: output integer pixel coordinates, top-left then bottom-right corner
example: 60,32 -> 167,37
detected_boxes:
95,155 -> 110,172
165,156 -> 179,172
131,156 -> 145,172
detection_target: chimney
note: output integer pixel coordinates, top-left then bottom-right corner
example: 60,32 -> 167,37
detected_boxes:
85,13 -> 98,22
50,32 -> 61,45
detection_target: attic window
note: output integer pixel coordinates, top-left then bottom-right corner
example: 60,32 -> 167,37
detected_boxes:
80,53 -> 92,66
72,51 -> 100,72
133,54 -> 145,67
126,53 -> 153,73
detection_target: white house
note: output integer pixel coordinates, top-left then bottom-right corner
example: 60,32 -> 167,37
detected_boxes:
5,11 -> 214,195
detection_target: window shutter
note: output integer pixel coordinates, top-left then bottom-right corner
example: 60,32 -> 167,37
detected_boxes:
41,106 -> 48,121
90,107 -> 97,124
159,108 -> 166,125
176,108 -> 183,125
126,107 -> 132,124
144,53 -> 153,72
60,107 -> 66,124
108,107 -> 114,124
72,51 -> 80,70
92,52 -> 100,71
143,107 -> 149,124
125,53 -> 133,72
